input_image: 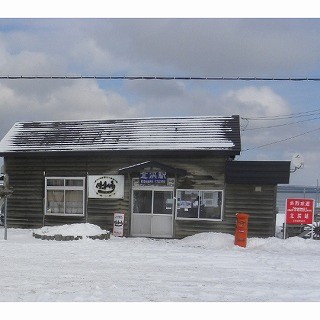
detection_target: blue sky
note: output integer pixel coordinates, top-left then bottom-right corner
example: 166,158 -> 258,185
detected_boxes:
1,4 -> 320,185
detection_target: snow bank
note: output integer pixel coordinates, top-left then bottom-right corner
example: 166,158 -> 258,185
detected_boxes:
179,231 -> 320,254
179,232 -> 235,249
34,223 -> 109,237
248,235 -> 320,254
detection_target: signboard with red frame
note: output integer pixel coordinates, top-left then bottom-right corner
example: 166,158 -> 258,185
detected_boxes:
285,198 -> 314,225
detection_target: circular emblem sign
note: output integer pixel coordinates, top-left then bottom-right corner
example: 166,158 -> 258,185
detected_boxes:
88,175 -> 124,199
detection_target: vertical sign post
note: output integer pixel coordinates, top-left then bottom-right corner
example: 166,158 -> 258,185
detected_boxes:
4,196 -> 8,240
285,198 -> 315,239
1,174 -> 11,241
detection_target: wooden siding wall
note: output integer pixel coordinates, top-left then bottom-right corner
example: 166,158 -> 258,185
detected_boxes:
225,184 -> 277,238
5,155 -> 133,232
4,154 -> 277,238
175,184 -> 277,239
5,157 -> 45,228
173,157 -> 227,238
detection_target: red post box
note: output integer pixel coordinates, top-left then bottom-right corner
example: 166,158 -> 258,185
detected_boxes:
234,213 -> 249,247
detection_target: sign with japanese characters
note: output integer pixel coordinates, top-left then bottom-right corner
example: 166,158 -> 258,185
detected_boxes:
88,175 -> 124,199
139,171 -> 167,185
113,213 -> 125,237
285,198 -> 314,224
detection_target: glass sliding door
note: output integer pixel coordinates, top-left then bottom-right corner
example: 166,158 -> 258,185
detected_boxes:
131,188 -> 174,238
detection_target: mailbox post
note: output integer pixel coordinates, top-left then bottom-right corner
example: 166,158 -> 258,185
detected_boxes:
234,213 -> 249,248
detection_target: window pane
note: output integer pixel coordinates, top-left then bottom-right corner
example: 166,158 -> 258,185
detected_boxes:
66,179 -> 84,187
65,190 -> 83,214
199,191 -> 223,219
153,191 -> 173,214
176,190 -> 223,220
47,179 -> 64,186
176,190 -> 199,218
45,177 -> 85,216
133,190 -> 152,214
47,190 -> 64,214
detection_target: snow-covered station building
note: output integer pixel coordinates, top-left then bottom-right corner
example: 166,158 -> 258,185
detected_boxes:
0,115 -> 290,238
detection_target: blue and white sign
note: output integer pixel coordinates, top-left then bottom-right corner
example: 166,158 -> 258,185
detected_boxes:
139,171 -> 167,185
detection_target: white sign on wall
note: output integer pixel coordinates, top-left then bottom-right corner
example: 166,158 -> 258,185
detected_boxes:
88,175 -> 124,199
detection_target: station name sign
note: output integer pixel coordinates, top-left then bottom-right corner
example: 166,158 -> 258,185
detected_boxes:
88,175 -> 124,199
286,198 -> 314,225
139,171 -> 167,185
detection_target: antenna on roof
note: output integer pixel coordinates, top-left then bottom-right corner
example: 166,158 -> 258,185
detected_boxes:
291,153 -> 304,172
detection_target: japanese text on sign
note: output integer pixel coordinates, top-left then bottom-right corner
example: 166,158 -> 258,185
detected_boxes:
113,213 -> 125,237
286,198 -> 314,224
139,171 -> 167,185
88,175 -> 124,199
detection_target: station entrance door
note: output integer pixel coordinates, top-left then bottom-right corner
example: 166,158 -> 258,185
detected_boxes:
131,184 -> 174,238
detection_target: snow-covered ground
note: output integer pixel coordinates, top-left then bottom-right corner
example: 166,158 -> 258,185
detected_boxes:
0,223 -> 319,317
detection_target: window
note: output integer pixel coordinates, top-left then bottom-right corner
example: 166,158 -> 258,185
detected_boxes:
133,190 -> 152,214
45,177 -> 85,216
176,189 -> 223,221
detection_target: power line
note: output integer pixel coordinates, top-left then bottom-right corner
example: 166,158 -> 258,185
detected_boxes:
241,115 -> 320,131
242,107 -> 320,121
1,75 -> 320,81
241,108 -> 320,131
242,126 -> 320,152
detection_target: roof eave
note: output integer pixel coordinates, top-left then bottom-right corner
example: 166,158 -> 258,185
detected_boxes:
0,148 -> 241,158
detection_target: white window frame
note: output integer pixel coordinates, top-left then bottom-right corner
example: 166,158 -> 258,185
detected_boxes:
175,189 -> 224,221
45,177 -> 86,216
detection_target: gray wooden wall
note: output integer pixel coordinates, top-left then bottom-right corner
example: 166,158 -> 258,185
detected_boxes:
4,153 -> 277,238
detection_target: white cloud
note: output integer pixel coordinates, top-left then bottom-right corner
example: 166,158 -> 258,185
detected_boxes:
43,80 -> 140,120
222,86 -> 291,117
217,86 -> 294,151
0,80 -> 143,138
2,19 -> 320,77
79,19 -> 320,76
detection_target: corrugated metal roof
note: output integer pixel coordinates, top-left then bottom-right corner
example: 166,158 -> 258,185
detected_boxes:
0,115 -> 241,154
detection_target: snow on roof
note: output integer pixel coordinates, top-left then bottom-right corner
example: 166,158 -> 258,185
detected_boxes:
0,115 -> 241,154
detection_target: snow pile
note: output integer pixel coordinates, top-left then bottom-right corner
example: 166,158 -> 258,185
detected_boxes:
178,231 -> 320,253
34,223 -> 109,237
179,232 -> 235,249
248,234 -> 320,254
